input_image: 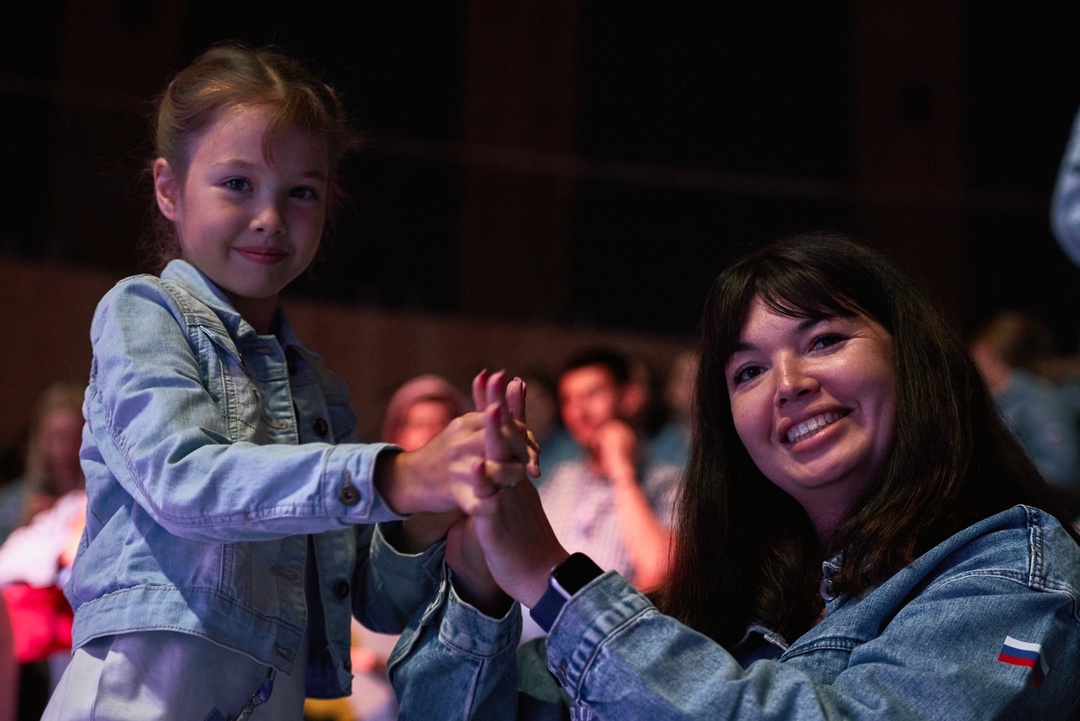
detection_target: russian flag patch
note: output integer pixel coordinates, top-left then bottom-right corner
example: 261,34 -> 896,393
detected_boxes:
997,635 -> 1049,689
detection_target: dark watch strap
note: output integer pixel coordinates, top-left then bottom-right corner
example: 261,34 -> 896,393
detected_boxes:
529,552 -> 604,633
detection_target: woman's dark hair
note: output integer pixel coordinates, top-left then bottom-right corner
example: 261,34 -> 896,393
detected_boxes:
143,42 -> 360,272
657,231 -> 1077,647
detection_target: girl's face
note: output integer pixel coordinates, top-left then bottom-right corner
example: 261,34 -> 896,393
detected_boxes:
153,104 -> 329,331
724,295 -> 897,538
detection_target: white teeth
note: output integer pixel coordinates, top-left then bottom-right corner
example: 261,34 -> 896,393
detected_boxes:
786,411 -> 843,443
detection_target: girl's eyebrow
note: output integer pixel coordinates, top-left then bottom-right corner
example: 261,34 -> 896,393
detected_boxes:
210,158 -> 328,181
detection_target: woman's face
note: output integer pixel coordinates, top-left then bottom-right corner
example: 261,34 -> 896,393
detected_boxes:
724,295 -> 897,537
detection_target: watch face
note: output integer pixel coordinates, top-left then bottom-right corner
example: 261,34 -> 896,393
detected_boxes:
552,553 -> 604,595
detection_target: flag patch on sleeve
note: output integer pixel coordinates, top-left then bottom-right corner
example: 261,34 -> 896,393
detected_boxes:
997,635 -> 1049,689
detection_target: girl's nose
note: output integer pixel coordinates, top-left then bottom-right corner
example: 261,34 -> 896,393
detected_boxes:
774,355 -> 818,406
252,200 -> 286,235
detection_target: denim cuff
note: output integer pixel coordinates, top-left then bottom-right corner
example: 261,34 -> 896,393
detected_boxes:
544,571 -> 654,694
438,579 -> 522,658
370,522 -> 446,587
327,442 -> 408,522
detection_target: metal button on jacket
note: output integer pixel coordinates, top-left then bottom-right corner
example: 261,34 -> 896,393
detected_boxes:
338,484 -> 360,506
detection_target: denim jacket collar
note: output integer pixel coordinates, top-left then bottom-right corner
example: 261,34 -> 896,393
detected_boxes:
160,259 -> 320,361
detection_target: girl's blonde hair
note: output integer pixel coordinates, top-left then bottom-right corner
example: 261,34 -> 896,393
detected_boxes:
146,42 -> 360,271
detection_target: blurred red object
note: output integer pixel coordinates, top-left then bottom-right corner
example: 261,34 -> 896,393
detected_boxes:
0,583 -> 72,663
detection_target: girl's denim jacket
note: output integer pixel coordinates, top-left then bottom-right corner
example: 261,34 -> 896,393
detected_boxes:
68,260 -> 441,697
390,505 -> 1080,720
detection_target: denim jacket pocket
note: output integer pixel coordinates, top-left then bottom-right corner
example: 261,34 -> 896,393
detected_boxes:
196,325 -> 267,443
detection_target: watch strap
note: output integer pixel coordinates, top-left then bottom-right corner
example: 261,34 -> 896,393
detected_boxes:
529,552 -> 604,633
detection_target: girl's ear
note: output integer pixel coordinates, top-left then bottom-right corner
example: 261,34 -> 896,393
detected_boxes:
153,158 -> 179,221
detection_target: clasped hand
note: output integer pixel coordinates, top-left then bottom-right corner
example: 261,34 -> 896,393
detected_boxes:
380,369 -> 568,614
445,371 -> 570,615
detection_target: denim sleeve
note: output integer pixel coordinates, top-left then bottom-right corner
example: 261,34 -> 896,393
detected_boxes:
85,278 -> 403,542
353,522 -> 445,634
545,571 -> 1080,720
389,568 -> 522,720
1051,103 -> 1080,266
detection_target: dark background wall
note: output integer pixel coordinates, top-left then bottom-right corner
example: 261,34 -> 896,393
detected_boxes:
2,1 -> 1080,441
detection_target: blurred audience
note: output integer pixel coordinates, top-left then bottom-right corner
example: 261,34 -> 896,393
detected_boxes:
970,311 -> 1080,514
0,382 -> 86,721
522,348 -> 682,642
0,383 -> 85,546
380,374 -> 470,452
519,368 -> 579,473
646,347 -> 698,470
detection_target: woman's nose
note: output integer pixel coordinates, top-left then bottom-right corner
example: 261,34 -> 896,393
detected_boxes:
774,355 -> 817,405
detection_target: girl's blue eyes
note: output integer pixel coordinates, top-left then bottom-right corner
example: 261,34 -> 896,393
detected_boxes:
221,179 -> 319,200
289,186 -> 319,200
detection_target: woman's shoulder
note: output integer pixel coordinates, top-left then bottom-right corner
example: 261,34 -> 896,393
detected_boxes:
924,505 -> 1080,592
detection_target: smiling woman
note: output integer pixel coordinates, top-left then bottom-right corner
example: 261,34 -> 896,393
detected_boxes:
388,231 -> 1080,721
726,297 -> 897,540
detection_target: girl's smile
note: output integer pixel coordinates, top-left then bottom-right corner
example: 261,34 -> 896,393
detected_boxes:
153,104 -> 330,333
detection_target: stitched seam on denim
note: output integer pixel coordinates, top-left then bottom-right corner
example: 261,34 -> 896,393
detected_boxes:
571,603 -> 653,705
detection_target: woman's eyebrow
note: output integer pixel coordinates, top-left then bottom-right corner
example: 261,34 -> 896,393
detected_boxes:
730,316 -> 826,354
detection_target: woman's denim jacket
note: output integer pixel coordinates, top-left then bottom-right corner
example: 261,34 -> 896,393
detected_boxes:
389,505 -> 1080,720
68,260 -> 441,697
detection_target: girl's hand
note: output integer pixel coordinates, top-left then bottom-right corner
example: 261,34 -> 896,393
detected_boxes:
375,370 -> 536,516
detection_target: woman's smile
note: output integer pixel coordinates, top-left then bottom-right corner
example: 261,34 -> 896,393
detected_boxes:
726,296 -> 897,538
783,409 -> 850,445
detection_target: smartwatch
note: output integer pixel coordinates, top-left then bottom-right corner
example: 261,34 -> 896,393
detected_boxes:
529,552 -> 604,633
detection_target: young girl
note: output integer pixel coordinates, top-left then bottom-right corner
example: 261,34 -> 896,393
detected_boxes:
42,43 -> 531,720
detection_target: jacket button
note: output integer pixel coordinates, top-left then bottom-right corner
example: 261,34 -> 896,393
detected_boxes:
343,656 -> 352,672
312,417 -> 329,436
338,484 -> 360,506
333,580 -> 350,599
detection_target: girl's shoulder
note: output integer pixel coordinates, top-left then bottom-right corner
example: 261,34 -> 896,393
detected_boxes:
97,267 -> 229,328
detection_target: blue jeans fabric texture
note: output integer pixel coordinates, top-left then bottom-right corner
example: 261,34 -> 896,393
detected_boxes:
389,505 -> 1080,720
65,259 -> 440,699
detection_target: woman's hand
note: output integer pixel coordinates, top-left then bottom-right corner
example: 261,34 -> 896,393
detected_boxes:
444,372 -> 564,612
469,477 -> 568,609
